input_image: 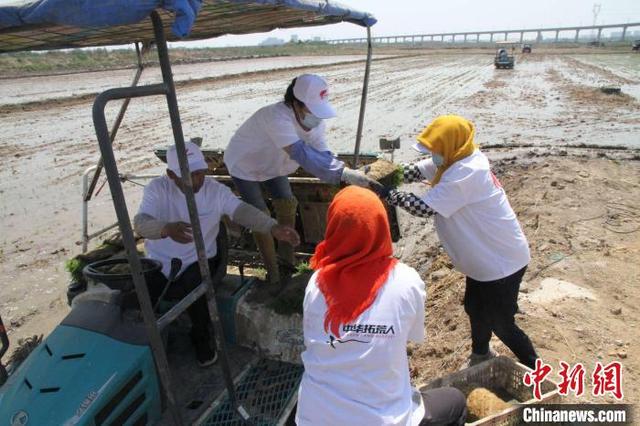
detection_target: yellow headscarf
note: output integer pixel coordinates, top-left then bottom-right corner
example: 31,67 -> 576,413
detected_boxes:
416,115 -> 478,185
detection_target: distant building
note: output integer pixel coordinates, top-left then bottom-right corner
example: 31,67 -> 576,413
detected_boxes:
260,37 -> 285,46
290,34 -> 299,43
313,36 -> 322,42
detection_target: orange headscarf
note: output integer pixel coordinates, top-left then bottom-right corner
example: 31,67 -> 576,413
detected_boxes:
310,186 -> 398,337
416,115 -> 478,185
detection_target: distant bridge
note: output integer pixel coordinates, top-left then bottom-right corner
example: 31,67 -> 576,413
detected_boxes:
327,22 -> 640,45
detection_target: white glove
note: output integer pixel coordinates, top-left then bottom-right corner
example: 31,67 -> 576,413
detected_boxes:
341,168 -> 383,193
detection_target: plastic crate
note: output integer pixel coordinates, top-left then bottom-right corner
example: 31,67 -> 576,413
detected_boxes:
422,356 -> 559,426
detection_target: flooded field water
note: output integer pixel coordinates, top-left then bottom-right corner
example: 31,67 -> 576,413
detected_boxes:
0,54 -> 387,105
1,51 -> 640,352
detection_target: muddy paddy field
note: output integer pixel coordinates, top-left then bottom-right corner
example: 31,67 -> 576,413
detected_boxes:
1,49 -> 639,404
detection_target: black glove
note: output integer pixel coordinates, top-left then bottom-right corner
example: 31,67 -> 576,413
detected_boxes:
370,181 -> 393,199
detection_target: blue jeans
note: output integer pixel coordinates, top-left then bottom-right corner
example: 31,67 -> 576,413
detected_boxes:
231,175 -> 293,211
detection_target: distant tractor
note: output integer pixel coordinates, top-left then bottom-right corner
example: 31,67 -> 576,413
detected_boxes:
494,41 -> 516,69
633,40 -> 640,52
522,43 -> 532,53
494,49 -> 514,69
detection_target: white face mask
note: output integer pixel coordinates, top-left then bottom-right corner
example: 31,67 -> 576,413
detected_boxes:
432,153 -> 445,167
301,112 -> 322,129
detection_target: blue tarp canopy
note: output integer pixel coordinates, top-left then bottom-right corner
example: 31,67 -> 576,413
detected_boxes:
0,0 -> 376,53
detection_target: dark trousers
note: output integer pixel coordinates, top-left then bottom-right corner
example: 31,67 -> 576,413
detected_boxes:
464,266 -> 538,369
146,256 -> 221,344
420,387 -> 467,426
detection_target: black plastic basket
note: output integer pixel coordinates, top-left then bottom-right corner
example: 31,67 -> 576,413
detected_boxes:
83,257 -> 162,291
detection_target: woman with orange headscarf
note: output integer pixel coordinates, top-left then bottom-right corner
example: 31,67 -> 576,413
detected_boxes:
384,115 -> 538,370
296,186 -> 467,426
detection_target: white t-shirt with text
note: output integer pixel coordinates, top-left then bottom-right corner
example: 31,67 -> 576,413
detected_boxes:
137,175 -> 242,277
296,263 -> 426,426
223,101 -> 330,182
417,150 -> 530,281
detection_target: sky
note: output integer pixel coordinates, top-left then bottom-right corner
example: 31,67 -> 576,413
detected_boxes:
173,0 -> 640,48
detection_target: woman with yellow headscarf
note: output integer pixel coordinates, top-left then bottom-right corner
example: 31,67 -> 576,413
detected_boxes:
384,115 -> 538,369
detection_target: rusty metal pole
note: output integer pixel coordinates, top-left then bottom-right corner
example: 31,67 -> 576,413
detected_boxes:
149,11 -> 250,424
353,26 -> 373,168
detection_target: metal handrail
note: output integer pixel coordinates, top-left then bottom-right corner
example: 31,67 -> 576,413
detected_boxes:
85,42 -> 148,202
93,81 -> 183,424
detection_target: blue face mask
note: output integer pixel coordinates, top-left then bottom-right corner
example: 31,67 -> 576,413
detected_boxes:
301,112 -> 322,130
432,153 -> 445,167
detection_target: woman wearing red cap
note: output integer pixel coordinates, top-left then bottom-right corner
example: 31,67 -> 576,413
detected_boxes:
383,115 -> 538,370
296,186 -> 467,426
224,74 -> 377,293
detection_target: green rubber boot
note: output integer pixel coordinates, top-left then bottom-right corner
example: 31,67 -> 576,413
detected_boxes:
272,197 -> 298,269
